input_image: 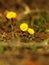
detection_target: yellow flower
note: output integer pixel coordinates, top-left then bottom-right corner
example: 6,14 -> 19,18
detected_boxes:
27,28 -> 35,35
20,23 -> 28,31
6,11 -> 17,19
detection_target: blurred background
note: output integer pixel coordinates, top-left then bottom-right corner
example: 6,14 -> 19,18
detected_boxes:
0,0 -> 49,65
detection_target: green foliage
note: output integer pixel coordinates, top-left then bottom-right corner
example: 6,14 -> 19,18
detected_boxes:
31,11 -> 49,33
0,46 -> 4,52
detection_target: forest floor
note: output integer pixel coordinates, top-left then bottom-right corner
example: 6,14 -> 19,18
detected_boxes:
0,0 -> 49,65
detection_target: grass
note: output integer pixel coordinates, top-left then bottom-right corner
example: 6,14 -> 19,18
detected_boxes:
0,10 -> 49,53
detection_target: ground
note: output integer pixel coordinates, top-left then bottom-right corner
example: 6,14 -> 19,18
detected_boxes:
0,0 -> 49,65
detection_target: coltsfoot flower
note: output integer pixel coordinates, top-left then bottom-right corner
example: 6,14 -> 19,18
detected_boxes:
6,11 -> 17,19
20,23 -> 28,31
27,28 -> 35,35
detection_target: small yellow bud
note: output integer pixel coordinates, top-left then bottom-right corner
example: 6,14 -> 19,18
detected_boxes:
27,28 -> 35,35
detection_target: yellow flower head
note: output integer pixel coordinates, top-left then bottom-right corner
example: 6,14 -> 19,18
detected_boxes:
27,28 -> 35,35
20,23 -> 28,31
6,11 -> 17,19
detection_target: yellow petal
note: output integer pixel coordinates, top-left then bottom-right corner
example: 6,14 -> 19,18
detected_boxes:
20,23 -> 28,31
27,28 -> 35,35
6,11 -> 17,19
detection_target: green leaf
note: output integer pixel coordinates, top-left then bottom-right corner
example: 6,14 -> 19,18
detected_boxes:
0,46 -> 4,52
